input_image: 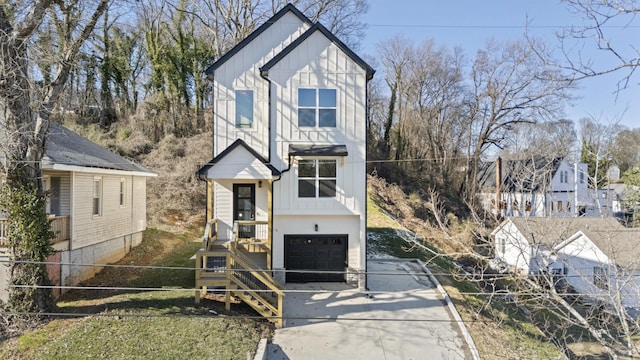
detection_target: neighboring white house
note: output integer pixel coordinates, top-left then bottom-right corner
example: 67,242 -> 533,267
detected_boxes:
478,157 -> 614,218
492,217 -> 640,311
196,4 -> 374,289
0,123 -> 156,302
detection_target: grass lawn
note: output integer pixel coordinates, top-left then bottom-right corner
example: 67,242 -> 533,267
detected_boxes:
0,228 -> 271,360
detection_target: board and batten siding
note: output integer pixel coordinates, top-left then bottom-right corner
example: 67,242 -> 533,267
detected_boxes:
71,172 -> 146,249
213,11 -> 311,158
267,32 -> 367,216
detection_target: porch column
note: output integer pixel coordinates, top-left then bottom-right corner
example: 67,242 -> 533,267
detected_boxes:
207,179 -> 214,222
267,180 -> 272,270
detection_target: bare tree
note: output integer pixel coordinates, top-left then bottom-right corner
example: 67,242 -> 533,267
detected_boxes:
461,39 -> 574,201
558,0 -> 640,91
0,0 -> 108,316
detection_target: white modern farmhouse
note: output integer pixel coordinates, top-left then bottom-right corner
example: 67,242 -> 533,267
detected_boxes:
478,157 -> 614,218
0,123 -> 156,302
194,4 -> 374,326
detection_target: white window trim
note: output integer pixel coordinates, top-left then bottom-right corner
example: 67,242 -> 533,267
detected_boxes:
93,176 -> 102,217
297,88 -> 337,128
119,178 -> 126,208
297,158 -> 338,198
234,89 -> 255,130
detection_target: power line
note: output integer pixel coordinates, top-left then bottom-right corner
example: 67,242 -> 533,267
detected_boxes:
367,23 -> 640,30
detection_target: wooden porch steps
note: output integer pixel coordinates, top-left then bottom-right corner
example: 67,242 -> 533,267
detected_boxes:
195,248 -> 284,327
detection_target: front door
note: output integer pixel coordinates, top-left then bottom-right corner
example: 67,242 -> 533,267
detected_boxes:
233,184 -> 255,239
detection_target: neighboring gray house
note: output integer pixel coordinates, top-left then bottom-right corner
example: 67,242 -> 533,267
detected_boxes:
492,217 -> 640,311
0,123 -> 156,301
478,157 -> 614,217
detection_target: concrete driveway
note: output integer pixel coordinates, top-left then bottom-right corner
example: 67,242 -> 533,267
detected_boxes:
266,259 -> 474,360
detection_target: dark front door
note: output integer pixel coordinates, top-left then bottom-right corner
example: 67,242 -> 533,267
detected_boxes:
233,184 -> 255,238
284,235 -> 347,282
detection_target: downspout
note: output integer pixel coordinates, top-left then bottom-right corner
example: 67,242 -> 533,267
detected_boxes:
364,73 -> 373,291
260,69 -> 276,270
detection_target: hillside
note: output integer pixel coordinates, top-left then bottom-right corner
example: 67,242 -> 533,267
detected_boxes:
62,125 -> 620,358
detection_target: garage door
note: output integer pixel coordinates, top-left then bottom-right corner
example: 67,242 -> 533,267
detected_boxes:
284,235 -> 347,282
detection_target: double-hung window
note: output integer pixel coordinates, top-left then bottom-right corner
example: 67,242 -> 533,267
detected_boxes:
298,88 -> 336,127
119,178 -> 126,207
298,159 -> 337,198
235,90 -> 254,128
93,177 -> 102,216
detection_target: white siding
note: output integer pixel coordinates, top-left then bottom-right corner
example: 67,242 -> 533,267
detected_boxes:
206,146 -> 274,179
494,221 -> 532,274
272,214 -> 362,276
213,180 -> 269,241
43,170 -> 71,216
213,12 -> 311,157
71,172 -> 147,249
268,32 -> 367,216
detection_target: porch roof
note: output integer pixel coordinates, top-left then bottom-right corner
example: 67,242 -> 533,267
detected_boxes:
288,144 -> 348,157
197,139 -> 280,179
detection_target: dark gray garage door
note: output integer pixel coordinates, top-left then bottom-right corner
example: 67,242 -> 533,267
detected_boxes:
284,235 -> 347,282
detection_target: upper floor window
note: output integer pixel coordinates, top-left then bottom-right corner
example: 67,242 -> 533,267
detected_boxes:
298,88 -> 336,127
235,90 -> 253,128
298,159 -> 337,198
93,177 -> 102,216
579,172 -> 585,184
593,265 -> 609,290
119,178 -> 126,207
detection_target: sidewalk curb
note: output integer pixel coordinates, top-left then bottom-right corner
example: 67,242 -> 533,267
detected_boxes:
416,259 -> 481,360
253,338 -> 268,360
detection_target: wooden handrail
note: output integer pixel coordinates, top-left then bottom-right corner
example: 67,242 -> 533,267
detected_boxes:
195,248 -> 284,327
202,219 -> 218,249
229,251 -> 285,293
231,249 -> 284,290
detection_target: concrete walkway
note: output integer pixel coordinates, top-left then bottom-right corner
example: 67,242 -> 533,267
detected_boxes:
266,259 -> 472,360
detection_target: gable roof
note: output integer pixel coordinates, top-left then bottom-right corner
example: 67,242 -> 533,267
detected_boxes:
479,157 -> 563,192
260,22 -> 375,79
43,123 -> 155,176
566,228 -> 640,267
197,139 -> 280,176
204,4 -> 313,76
495,217 -> 625,246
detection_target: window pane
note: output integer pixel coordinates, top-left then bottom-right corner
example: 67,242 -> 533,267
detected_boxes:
318,180 -> 336,197
235,90 -> 253,128
318,160 -> 336,177
318,109 -> 336,127
298,179 -> 316,197
298,109 -> 316,127
298,89 -> 316,107
319,89 -> 336,107
237,186 -> 252,198
298,160 -> 316,177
